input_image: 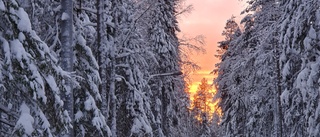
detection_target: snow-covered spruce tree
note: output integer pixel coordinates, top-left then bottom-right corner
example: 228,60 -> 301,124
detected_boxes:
0,0 -> 70,136
83,0 -> 150,136
97,0 -> 156,136
215,15 -> 241,61
215,0 -> 283,136
96,0 -> 113,130
16,0 -> 61,53
98,1 -> 119,136
278,0 -> 320,136
17,0 -> 111,136
142,1 -> 166,136
215,16 -> 247,137
73,5 -> 111,136
216,0 -> 320,136
215,31 -> 250,137
110,0 -> 156,136
241,1 -> 283,136
145,0 -> 185,136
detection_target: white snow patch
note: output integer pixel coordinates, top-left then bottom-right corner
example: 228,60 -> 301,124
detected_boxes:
10,39 -> 29,62
84,95 -> 96,111
28,63 -> 46,103
16,8 -> 32,31
303,37 -> 312,51
77,35 -> 86,46
64,84 -> 72,95
308,26 -> 316,39
14,103 -> 34,135
55,94 -> 64,107
296,68 -> 309,89
282,61 -> 291,79
115,77 -> 122,82
92,117 -> 103,130
0,36 -> 11,65
128,72 -> 135,84
63,110 -> 72,128
131,117 -> 152,134
8,103 -> 12,110
79,125 -> 86,136
281,88 -> 290,105
75,111 -> 84,122
295,67 -> 309,101
316,105 -> 320,123
38,110 -> 52,137
0,0 -> 5,11
61,12 -> 70,20
18,32 -> 26,42
45,75 -> 59,92
92,110 -> 107,133
39,110 -> 50,128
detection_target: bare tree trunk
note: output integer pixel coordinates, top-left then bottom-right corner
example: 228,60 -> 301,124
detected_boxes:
60,0 -> 74,136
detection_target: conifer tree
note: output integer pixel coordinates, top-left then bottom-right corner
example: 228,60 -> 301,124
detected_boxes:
192,78 -> 213,137
0,0 -> 70,136
279,0 -> 320,136
145,0 -> 185,136
216,0 -> 320,136
73,8 -> 111,136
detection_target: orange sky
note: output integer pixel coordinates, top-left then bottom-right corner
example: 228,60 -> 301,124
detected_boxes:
179,0 -> 244,93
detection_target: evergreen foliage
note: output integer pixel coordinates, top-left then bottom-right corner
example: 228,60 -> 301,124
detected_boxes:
0,0 -> 191,136
216,0 -> 320,136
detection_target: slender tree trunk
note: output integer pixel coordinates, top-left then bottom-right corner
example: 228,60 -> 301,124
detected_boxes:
109,38 -> 117,137
273,1 -> 282,136
110,2 -> 117,135
97,0 -> 110,121
60,0 -> 74,136
274,53 -> 283,137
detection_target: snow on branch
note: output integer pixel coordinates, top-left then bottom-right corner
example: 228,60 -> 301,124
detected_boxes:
148,71 -> 183,81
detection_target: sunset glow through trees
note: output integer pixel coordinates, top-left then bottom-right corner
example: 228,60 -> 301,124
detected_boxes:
178,0 -> 243,125
188,78 -> 222,122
